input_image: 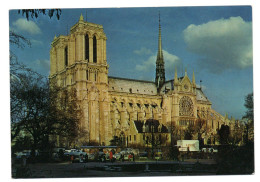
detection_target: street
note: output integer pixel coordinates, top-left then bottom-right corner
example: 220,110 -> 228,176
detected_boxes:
15,159 -> 217,178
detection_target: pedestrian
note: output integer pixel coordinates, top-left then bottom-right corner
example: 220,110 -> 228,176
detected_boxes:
70,155 -> 74,163
109,150 -> 113,163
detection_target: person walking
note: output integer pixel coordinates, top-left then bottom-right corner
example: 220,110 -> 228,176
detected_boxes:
109,150 -> 113,163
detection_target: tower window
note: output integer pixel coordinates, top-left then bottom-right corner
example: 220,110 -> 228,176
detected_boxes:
64,46 -> 68,67
86,70 -> 89,80
94,72 -> 97,82
85,34 -> 89,61
93,35 -> 97,63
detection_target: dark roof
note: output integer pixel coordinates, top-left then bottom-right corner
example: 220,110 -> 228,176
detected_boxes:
108,76 -> 155,84
134,119 -> 168,133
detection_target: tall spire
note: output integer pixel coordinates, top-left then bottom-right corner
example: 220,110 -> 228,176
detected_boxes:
155,11 -> 165,90
157,11 -> 163,60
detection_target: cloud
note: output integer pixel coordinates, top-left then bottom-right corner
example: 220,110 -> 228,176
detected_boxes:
133,47 -> 152,55
29,59 -> 50,75
12,18 -> 41,35
31,39 -> 43,46
135,50 -> 181,76
183,16 -> 252,73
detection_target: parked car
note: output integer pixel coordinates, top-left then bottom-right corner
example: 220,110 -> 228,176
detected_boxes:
138,152 -> 148,160
201,148 -> 218,153
64,149 -> 87,156
88,153 -> 96,161
113,153 -> 122,160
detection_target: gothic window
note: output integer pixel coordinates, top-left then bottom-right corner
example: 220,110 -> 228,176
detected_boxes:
94,72 -> 97,82
64,46 -> 68,67
93,35 -> 97,63
86,70 -> 89,80
85,34 -> 89,61
179,96 -> 194,116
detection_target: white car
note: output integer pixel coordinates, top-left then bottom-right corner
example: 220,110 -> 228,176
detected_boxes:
64,149 -> 86,156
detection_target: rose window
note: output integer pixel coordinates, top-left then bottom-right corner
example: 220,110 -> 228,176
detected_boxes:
179,96 -> 194,116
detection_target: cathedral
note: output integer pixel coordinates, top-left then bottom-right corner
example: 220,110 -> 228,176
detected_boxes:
49,14 -> 234,147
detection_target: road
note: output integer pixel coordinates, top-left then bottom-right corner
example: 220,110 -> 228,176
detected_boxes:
14,159 -> 217,178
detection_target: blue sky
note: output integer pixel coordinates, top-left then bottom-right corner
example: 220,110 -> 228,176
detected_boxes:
9,6 -> 253,119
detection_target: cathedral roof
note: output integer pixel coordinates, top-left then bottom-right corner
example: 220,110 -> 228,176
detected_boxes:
196,88 -> 210,102
108,76 -> 157,95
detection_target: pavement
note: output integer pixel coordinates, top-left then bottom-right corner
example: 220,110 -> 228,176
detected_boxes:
13,159 -> 217,178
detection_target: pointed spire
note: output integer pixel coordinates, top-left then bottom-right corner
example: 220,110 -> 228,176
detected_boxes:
185,68 -> 187,76
54,35 -> 57,39
79,13 -> 84,22
192,71 -> 196,86
157,11 -> 163,60
174,67 -> 179,85
155,11 -> 165,90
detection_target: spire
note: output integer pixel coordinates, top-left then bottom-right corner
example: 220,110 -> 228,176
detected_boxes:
155,11 -> 165,90
192,71 -> 196,86
79,13 -> 84,22
174,67 -> 179,85
157,11 -> 163,60
185,68 -> 187,76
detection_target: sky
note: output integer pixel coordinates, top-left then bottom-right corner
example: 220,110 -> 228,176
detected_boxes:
9,6 -> 253,120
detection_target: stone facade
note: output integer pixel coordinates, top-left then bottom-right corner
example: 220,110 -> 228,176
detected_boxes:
49,14 -> 233,147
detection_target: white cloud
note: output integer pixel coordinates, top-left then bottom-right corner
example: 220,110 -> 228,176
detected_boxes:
12,18 -> 41,35
135,50 -> 181,76
133,47 -> 152,55
29,59 -> 50,75
183,16 -> 252,73
31,39 -> 43,46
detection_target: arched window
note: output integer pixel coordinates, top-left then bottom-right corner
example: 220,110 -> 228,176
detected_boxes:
86,70 -> 89,80
93,35 -> 97,63
85,34 -> 89,61
64,46 -> 68,67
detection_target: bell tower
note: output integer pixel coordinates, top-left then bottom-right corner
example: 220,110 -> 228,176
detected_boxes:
50,14 -> 111,146
155,12 -> 165,91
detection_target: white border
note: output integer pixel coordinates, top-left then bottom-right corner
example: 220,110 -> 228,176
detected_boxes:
1,0 -> 259,182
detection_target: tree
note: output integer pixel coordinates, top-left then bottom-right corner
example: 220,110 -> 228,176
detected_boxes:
230,121 -> 243,145
184,124 -> 195,140
218,124 -> 230,145
18,9 -> 62,20
194,118 -> 207,147
242,93 -> 254,144
243,93 -> 254,123
11,72 -> 81,155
